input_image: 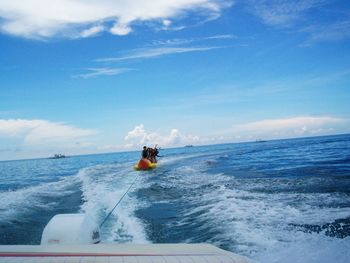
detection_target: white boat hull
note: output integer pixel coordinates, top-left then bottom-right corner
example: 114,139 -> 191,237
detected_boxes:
0,243 -> 251,262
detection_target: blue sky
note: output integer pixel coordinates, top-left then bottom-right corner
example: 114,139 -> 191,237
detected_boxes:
0,0 -> 350,160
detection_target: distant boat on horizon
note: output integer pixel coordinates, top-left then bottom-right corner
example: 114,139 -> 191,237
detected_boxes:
255,139 -> 267,143
185,145 -> 194,147
50,154 -> 67,159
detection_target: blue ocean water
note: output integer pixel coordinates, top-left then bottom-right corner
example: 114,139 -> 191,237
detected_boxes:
0,134 -> 350,262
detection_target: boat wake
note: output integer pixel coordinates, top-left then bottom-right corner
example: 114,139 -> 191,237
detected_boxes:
76,163 -> 149,243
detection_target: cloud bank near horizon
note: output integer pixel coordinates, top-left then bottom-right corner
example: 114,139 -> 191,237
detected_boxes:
231,116 -> 347,140
0,116 -> 347,160
0,0 -> 233,39
124,124 -> 200,148
124,116 -> 347,149
0,119 -> 96,145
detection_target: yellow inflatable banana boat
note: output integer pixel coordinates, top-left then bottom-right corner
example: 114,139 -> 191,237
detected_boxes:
134,158 -> 157,171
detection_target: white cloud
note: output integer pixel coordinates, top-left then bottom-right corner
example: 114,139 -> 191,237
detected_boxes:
73,67 -> 132,79
97,46 -> 221,62
110,23 -> 132,36
206,34 -> 236,39
79,25 -> 104,38
232,116 -> 346,138
124,124 -> 199,148
82,35 -> 231,77
0,119 -> 96,145
151,34 -> 236,46
245,1 -> 350,46
96,34 -> 232,62
0,0 -> 233,39
162,19 -> 172,29
247,0 -> 324,27
300,20 -> 350,46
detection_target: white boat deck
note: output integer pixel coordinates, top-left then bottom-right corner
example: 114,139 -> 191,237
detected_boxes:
0,243 -> 251,263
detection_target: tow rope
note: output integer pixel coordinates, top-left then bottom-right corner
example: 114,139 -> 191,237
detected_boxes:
99,174 -> 139,228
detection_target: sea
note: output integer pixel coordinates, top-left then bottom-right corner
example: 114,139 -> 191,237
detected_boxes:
1,134 -> 350,263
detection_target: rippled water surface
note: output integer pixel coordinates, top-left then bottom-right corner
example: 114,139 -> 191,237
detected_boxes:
1,134 -> 350,263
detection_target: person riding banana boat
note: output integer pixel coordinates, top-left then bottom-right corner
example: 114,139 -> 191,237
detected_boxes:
135,145 -> 160,170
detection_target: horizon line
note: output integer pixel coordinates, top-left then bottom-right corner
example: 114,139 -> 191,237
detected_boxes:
1,132 -> 348,163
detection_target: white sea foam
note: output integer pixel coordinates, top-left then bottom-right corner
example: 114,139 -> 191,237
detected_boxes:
0,176 -> 78,222
76,163 -> 149,243
167,163 -> 350,262
257,234 -> 350,263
